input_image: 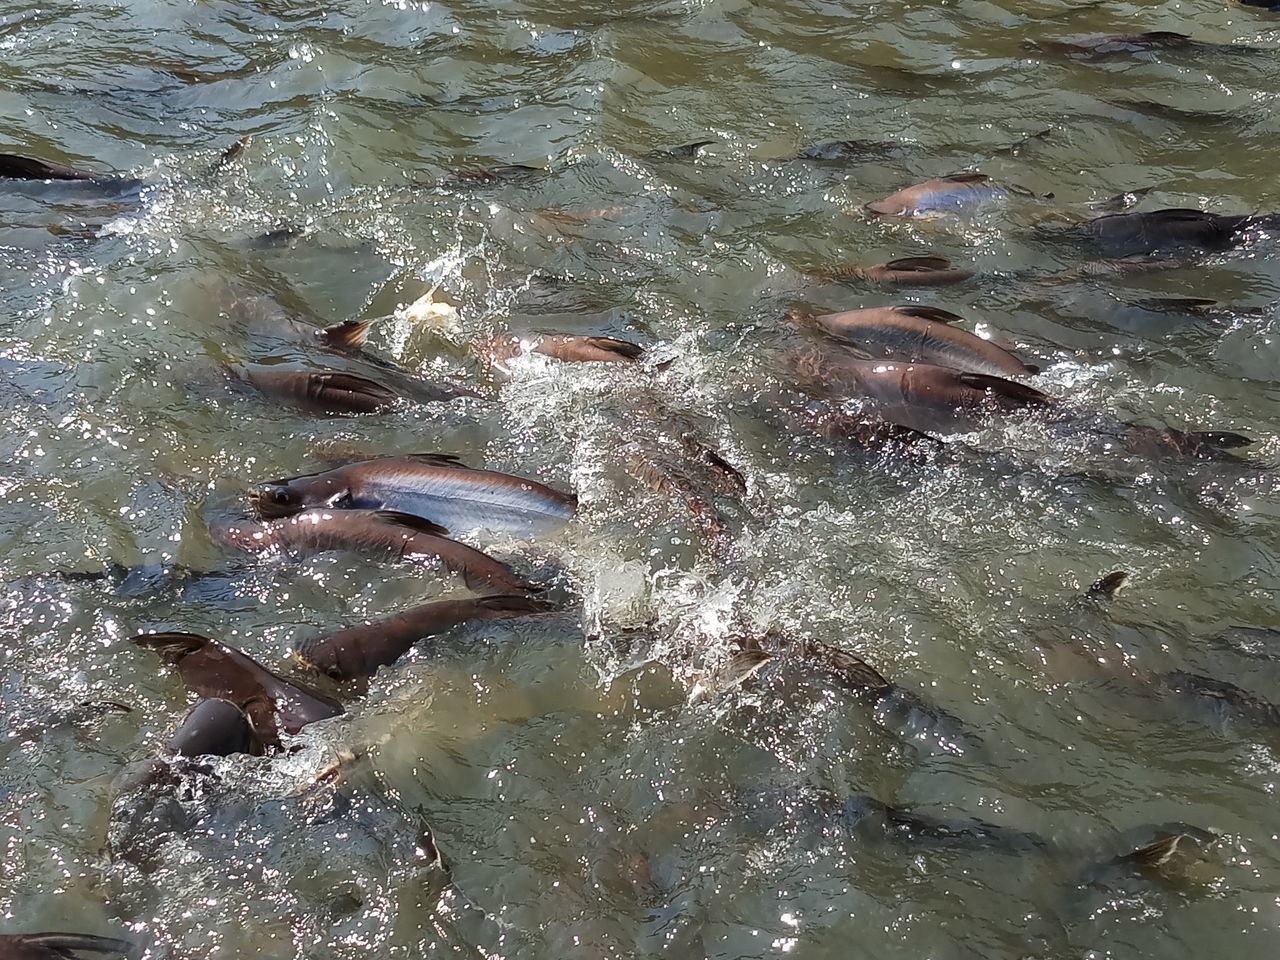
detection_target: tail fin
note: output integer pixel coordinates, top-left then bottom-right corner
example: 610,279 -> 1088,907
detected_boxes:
319,318 -> 372,351
1087,570 -> 1129,600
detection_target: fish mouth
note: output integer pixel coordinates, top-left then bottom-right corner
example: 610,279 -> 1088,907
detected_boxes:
249,482 -> 299,519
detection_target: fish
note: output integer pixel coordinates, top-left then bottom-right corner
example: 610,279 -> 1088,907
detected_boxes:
134,632 -> 343,747
296,594 -> 555,680
791,349 -> 1052,434
476,333 -> 644,369
1155,672 -> 1280,729
811,255 -> 974,286
164,697 -> 260,758
250,453 -> 578,537
0,933 -> 136,960
795,400 -> 944,456
210,509 -> 540,595
1116,424 -> 1253,462
799,304 -> 1038,378
451,163 -> 545,184
799,638 -> 978,754
866,174 -> 1006,217
0,152 -> 116,182
234,365 -> 476,415
794,139 -> 897,162
624,434 -> 746,546
1034,31 -> 1269,58
1066,208 -> 1277,257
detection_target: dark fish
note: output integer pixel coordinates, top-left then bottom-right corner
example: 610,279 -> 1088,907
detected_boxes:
477,333 -> 644,368
811,255 -> 974,286
1117,424 -> 1253,462
452,163 -> 545,183
251,453 -> 578,536
1068,208 -> 1273,257
1035,31 -> 1268,58
0,933 -> 136,960
210,509 -> 539,594
795,139 -> 896,162
801,305 -> 1038,378
1206,625 -> 1280,660
800,638 -> 978,754
297,594 -> 554,680
1240,0 -> 1280,8
791,349 -> 1052,434
866,174 -> 1006,217
134,632 -> 343,746
796,401 -> 944,456
1156,671 -> 1280,729
165,697 -> 259,758
0,152 -> 113,182
624,435 -> 746,546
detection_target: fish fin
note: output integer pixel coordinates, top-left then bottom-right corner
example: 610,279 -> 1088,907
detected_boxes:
884,255 -> 953,270
1090,185 -> 1155,213
804,639 -> 893,693
402,453 -> 470,469
690,441 -> 748,497
940,173 -> 991,185
724,648 -> 774,684
17,933 -> 136,956
212,134 -> 251,172
955,372 -> 1051,405
893,305 -> 965,323
653,139 -> 716,159
309,371 -> 399,408
372,510 -> 451,538
1118,832 -> 1187,869
1129,296 -> 1219,312
319,318 -> 372,350
1087,571 -> 1129,599
1022,362 -> 1042,374
581,336 -> 645,359
133,632 -> 212,662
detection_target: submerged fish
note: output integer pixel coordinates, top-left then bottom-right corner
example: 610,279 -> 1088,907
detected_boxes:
866,174 -> 1006,217
1065,208 -> 1277,257
0,152 -> 122,183
794,399 -> 943,457
1034,31 -> 1267,58
296,594 -> 555,680
165,697 -> 259,758
211,508 -> 539,594
251,453 -> 578,537
234,365 -> 474,415
0,933 -> 136,960
810,255 -> 974,286
476,333 -> 644,370
798,304 -> 1038,378
1115,424 -> 1253,462
1155,672 -> 1280,729
791,349 -> 1052,434
134,632 -> 343,747
624,433 -> 747,547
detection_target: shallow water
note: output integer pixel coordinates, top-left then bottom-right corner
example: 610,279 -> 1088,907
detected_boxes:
4,1 -> 1280,957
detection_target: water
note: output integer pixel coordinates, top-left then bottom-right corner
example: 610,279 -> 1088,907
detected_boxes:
3,0 -> 1280,956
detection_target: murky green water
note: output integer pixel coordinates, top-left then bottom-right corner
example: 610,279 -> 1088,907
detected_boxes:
4,0 -> 1280,957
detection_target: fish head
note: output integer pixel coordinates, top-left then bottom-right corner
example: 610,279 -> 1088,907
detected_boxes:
251,476 -> 346,518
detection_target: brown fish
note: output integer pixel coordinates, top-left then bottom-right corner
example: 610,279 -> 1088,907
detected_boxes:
165,697 -> 260,757
1117,424 -> 1253,462
0,933 -> 136,960
811,255 -> 973,286
134,632 -> 343,747
797,401 -> 943,456
477,334 -> 644,368
801,305 -> 1038,378
210,509 -> 539,595
866,174 -> 1006,217
296,594 -> 554,680
791,349 -> 1052,434
251,453 -> 578,536
237,368 -> 400,414
624,435 -> 746,545
0,152 -> 112,182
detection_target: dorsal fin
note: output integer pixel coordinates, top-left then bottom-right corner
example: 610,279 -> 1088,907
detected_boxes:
1120,832 -> 1185,869
939,173 -> 991,185
893,305 -> 965,323
885,256 -> 952,271
1087,571 -> 1129,600
133,632 -> 213,663
373,510 -> 450,537
319,318 -> 372,351
403,453 -> 470,469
